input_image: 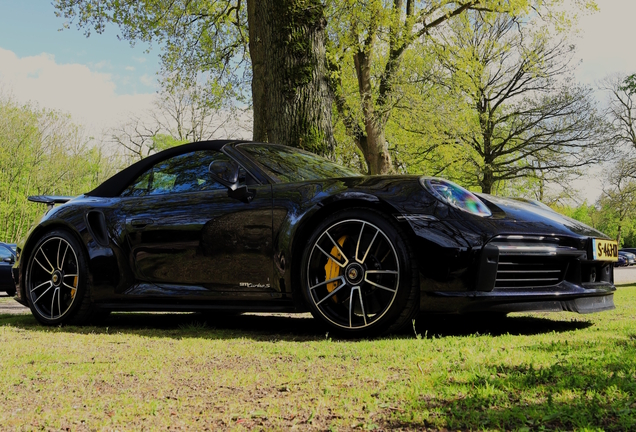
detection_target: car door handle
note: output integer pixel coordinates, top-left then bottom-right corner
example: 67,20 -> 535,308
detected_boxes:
131,218 -> 154,229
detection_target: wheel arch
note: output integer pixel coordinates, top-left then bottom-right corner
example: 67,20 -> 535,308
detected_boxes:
19,220 -> 89,300
288,196 -> 416,306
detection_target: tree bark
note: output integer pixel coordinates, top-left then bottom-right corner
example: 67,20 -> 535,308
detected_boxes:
247,0 -> 268,143
247,0 -> 335,155
364,122 -> 391,174
478,95 -> 495,194
354,50 -> 392,174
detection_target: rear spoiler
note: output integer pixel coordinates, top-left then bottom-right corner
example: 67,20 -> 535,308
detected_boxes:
28,195 -> 75,210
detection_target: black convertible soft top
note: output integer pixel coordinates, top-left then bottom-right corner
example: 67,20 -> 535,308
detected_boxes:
86,140 -> 242,198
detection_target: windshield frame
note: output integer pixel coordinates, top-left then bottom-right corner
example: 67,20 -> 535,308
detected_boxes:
235,143 -> 360,183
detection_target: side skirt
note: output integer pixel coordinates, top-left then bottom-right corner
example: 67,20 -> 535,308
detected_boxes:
95,301 -> 298,313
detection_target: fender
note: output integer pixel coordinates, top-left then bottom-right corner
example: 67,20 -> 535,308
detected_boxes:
319,191 -> 380,206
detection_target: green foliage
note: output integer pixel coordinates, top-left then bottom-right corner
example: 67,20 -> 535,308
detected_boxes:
619,73 -> 636,96
395,8 -> 608,194
55,0 -> 248,104
556,197 -> 636,247
556,202 -> 596,227
54,0 -> 602,187
152,134 -> 188,153
0,96 -> 116,243
326,0 -> 600,178
595,194 -> 636,247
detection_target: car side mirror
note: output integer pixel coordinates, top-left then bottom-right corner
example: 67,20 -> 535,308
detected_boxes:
208,160 -> 255,203
2,257 -> 13,264
209,160 -> 240,189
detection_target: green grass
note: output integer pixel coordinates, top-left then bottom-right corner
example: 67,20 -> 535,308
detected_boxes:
1,288 -> 636,431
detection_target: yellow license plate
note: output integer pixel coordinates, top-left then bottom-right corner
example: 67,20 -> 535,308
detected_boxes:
592,239 -> 618,261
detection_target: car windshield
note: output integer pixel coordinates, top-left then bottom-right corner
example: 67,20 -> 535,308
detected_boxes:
237,144 -> 360,182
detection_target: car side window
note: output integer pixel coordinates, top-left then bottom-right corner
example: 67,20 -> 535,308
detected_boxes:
121,151 -> 251,197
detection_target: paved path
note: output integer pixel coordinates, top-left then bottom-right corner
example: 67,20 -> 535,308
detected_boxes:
1,268 -> 635,316
0,294 -> 28,315
614,266 -> 636,285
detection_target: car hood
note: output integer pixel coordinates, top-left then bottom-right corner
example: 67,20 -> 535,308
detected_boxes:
477,194 -> 608,239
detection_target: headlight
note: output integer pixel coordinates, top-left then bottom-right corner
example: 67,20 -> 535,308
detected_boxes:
420,177 -> 491,217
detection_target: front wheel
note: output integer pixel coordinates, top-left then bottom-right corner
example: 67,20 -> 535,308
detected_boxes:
301,209 -> 419,337
25,230 -> 93,325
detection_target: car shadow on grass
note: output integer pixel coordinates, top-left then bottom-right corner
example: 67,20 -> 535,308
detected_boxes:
0,310 -> 593,342
411,313 -> 593,338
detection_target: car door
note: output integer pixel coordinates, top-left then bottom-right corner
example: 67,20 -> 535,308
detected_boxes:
118,150 -> 274,300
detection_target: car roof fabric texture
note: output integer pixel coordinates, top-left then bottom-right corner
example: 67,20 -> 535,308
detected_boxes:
86,140 -> 240,198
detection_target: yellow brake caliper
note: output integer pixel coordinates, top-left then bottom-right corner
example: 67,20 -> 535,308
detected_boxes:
70,276 -> 78,299
324,236 -> 347,302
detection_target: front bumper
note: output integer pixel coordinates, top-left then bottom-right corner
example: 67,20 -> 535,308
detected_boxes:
422,280 -> 615,314
420,234 -> 616,315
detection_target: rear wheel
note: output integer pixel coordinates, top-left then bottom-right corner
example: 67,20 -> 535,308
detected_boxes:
25,230 -> 93,325
301,209 -> 419,337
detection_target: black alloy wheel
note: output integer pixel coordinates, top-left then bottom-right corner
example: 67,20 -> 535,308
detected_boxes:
301,208 -> 419,337
25,230 -> 92,325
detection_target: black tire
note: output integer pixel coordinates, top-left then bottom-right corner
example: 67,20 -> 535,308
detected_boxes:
25,229 -> 94,325
4,287 -> 16,297
300,208 -> 419,337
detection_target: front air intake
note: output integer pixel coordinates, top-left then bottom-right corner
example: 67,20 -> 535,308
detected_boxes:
495,256 -> 568,289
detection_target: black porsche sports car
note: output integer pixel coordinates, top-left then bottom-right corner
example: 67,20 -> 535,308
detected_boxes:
12,141 -> 617,336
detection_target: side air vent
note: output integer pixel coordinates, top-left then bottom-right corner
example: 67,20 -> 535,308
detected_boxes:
494,256 -> 567,289
86,210 -> 109,246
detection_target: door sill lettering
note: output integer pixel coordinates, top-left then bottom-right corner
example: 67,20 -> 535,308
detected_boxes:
240,282 -> 271,288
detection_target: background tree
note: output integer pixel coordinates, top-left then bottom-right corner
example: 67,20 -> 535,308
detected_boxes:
109,116 -> 162,161
55,0 -> 336,155
326,0 -> 598,175
110,79 -> 247,161
619,73 -> 636,96
597,159 -> 636,245
558,158 -> 636,247
0,95 -> 117,242
397,10 -> 608,194
601,73 -> 636,151
327,0 -> 505,174
55,0 -> 597,174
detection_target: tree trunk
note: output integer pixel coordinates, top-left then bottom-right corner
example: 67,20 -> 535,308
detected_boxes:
247,0 -> 335,155
478,95 -> 494,194
481,171 -> 493,194
354,50 -> 392,174
364,122 -> 391,175
481,149 -> 494,194
247,0 -> 268,143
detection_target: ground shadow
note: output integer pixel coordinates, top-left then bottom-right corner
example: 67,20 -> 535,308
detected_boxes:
0,309 -> 593,342
411,313 -> 593,338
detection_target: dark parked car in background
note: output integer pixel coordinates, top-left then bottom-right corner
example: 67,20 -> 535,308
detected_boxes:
0,242 -> 17,296
618,250 -> 636,266
11,141 -> 618,337
616,254 -> 629,267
